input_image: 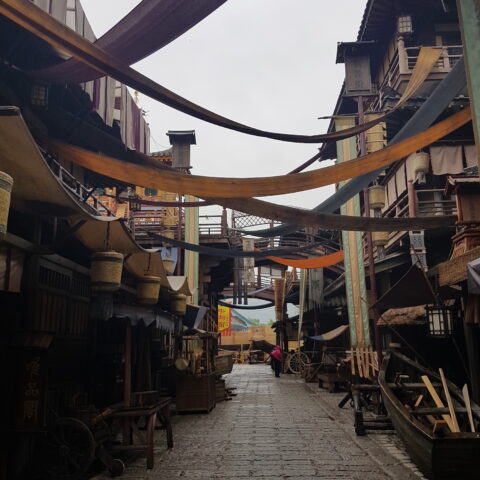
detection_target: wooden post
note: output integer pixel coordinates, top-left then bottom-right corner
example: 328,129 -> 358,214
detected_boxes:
397,36 -> 409,74
457,0 -> 480,168
124,321 -> 132,407
407,180 -> 417,217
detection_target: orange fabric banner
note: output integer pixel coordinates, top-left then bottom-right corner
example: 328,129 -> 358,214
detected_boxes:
267,250 -> 344,269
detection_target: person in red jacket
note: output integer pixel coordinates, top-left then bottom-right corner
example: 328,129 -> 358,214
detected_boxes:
270,345 -> 282,377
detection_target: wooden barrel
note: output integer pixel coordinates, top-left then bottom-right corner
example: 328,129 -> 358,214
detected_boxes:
372,231 -> 389,247
163,256 -> 175,275
368,185 -> 385,210
0,171 -> 13,239
91,251 -> 124,291
137,275 -> 161,305
170,293 -> 187,315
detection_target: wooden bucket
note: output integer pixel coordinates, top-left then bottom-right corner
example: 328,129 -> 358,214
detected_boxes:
372,231 -> 389,247
137,275 -> 161,305
91,251 -> 124,291
170,293 -> 187,315
0,171 -> 13,239
368,185 -> 385,210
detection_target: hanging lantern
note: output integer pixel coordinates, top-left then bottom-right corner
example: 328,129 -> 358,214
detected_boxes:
413,152 -> 430,175
426,305 -> 453,337
372,231 -> 389,247
137,275 -> 161,305
0,171 -> 13,240
368,185 -> 386,210
163,256 -> 175,275
170,293 -> 187,315
91,251 -> 124,291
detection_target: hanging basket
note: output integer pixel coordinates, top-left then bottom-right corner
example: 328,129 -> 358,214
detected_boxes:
372,231 -> 389,247
368,185 -> 386,210
137,275 -> 161,305
170,293 -> 187,315
91,251 -> 124,292
0,171 -> 13,240
163,256 -> 175,275
413,152 -> 430,175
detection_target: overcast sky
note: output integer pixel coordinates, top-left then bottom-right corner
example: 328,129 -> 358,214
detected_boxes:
81,0 -> 367,216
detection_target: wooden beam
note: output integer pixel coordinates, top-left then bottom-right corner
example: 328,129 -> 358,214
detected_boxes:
439,368 -> 460,432
421,375 -> 455,432
463,384 -> 476,433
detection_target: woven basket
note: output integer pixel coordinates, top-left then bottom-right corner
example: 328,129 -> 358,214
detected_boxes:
0,171 -> 13,239
91,251 -> 124,291
137,275 -> 161,305
170,293 -> 187,315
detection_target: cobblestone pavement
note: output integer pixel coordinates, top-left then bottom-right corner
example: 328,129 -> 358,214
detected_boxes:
92,365 -> 426,480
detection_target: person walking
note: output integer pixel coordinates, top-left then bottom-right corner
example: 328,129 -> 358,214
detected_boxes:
270,345 -> 282,377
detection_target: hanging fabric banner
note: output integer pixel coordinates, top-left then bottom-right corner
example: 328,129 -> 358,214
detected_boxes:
31,0 -> 228,83
266,250 -> 344,269
2,0 -> 441,143
237,58 -> 468,237
48,107 -> 470,198
217,304 -> 232,336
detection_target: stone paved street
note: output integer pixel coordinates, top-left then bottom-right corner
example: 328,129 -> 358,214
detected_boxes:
92,365 -> 426,480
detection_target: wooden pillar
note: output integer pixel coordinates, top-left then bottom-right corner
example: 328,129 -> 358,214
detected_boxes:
458,0 -> 480,168
124,321 -> 132,407
397,36 -> 409,74
407,180 -> 417,217
464,292 -> 480,403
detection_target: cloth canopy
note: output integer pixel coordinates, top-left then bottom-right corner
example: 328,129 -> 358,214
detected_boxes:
112,304 -> 175,332
32,0 -> 227,83
308,325 -> 349,342
242,58 -> 468,237
147,232 -> 319,258
1,0 -> 441,144
218,299 -> 274,310
183,305 -> 208,329
372,265 -> 436,312
0,107 -> 194,294
266,250 -> 344,269
48,107 -> 470,199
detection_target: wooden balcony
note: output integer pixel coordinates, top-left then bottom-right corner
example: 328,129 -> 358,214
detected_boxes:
374,41 -> 464,111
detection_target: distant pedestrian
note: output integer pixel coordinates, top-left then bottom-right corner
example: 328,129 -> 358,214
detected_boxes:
270,345 -> 282,377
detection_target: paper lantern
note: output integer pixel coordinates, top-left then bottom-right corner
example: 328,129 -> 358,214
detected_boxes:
372,231 -> 389,247
91,251 -> 124,291
0,171 -> 13,240
413,152 -> 430,175
426,305 -> 453,337
368,185 -> 386,210
137,275 -> 161,305
170,293 -> 187,315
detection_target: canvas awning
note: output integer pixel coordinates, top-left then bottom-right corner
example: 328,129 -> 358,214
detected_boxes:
0,107 -> 194,295
112,304 -> 175,332
308,325 -> 349,342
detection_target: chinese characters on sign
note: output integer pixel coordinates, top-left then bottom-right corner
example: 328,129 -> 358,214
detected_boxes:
218,305 -> 232,336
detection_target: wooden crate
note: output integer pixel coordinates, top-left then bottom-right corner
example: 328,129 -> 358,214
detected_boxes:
175,373 -> 216,413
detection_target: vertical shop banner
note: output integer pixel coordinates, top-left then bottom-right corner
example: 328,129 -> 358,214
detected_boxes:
218,304 -> 232,336
243,238 -> 256,285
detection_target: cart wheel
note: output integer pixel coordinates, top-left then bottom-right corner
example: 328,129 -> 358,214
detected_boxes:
47,417 -> 96,479
109,459 -> 125,477
287,352 -> 309,374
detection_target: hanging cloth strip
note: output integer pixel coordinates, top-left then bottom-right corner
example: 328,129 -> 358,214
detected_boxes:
1,0 -> 441,144
47,107 -> 471,198
266,250 -> 344,269
31,0 -> 227,83
218,299 -> 274,310
146,232 -> 318,258
242,58 -> 468,236
212,196 -> 455,231
102,194 -> 213,208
